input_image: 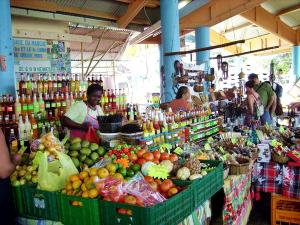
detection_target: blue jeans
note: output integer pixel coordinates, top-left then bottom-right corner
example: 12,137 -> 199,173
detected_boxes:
261,111 -> 272,125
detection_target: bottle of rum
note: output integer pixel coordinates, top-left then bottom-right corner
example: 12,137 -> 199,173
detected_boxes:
9,129 -> 18,153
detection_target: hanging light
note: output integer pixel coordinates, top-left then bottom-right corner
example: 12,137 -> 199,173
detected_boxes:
238,69 -> 245,79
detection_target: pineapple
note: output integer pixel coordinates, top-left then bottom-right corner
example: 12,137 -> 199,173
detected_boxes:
184,157 -> 202,175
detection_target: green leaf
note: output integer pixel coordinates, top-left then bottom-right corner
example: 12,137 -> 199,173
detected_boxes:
174,147 -> 183,155
204,143 -> 212,151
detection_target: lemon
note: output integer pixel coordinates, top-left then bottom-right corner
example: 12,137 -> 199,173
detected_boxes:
106,163 -> 117,173
88,189 -> 98,198
72,180 -> 82,189
97,168 -> 109,179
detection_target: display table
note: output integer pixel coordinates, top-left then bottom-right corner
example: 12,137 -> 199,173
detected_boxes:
223,173 -> 252,225
252,162 -> 300,200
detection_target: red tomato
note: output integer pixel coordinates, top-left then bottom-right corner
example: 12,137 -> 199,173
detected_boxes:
144,176 -> 154,183
152,158 -> 160,164
149,181 -> 158,191
137,149 -> 146,158
136,158 -> 146,166
159,179 -> 174,192
155,179 -> 162,186
167,187 -> 178,197
169,154 -> 179,162
143,152 -> 154,161
160,153 -> 170,161
153,150 -> 161,159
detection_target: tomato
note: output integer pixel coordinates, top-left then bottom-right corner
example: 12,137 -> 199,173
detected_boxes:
149,181 -> 158,191
136,158 -> 146,166
124,195 -> 137,205
144,175 -> 154,183
142,152 -> 154,161
159,179 -> 174,192
122,148 -> 129,153
167,187 -> 178,197
129,154 -> 138,162
155,179 -> 162,186
169,154 -> 179,162
137,149 -> 146,158
153,150 -> 161,159
160,153 -> 169,161
152,158 -> 160,164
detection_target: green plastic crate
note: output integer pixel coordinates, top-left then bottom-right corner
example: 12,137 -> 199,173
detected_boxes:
60,194 -> 102,225
100,185 -> 193,225
22,184 -> 61,221
11,185 -> 25,216
174,160 -> 224,208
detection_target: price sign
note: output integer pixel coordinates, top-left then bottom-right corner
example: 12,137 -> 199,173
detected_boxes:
148,165 -> 169,179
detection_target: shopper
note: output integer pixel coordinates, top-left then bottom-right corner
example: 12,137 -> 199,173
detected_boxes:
248,73 -> 276,124
244,81 -> 264,126
62,84 -> 104,138
0,129 -> 21,225
169,86 -> 192,113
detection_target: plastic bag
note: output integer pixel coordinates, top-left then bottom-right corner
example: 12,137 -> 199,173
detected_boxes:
37,151 -> 78,191
31,131 -> 64,161
124,173 -> 166,206
94,176 -> 124,202
84,127 -> 99,143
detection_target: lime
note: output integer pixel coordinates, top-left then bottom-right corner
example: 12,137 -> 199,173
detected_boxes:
118,168 -> 127,177
131,164 -> 141,172
126,169 -> 134,177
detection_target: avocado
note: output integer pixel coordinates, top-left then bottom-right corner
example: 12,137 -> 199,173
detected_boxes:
90,152 -> 99,162
80,148 -> 91,156
71,157 -> 80,167
79,154 -> 87,162
70,137 -> 82,145
97,146 -> 106,156
90,143 -> 99,151
81,140 -> 90,148
84,158 -> 94,167
70,143 -> 81,151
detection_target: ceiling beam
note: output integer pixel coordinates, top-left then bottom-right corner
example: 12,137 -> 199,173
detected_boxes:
244,33 -> 289,51
210,30 -> 242,54
241,6 -> 297,45
222,22 -> 253,34
10,0 -> 150,26
254,47 -> 291,56
116,0 -> 159,8
275,3 -> 300,17
117,0 -> 148,28
180,0 -> 266,30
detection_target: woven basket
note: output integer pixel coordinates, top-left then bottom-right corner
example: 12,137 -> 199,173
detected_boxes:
191,95 -> 203,108
272,152 -> 289,164
229,157 -> 252,175
193,85 -> 204,92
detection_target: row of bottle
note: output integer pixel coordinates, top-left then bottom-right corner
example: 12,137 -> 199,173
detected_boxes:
17,73 -> 105,95
100,89 -> 127,113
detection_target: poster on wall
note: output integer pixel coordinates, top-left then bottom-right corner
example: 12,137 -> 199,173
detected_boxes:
13,38 -> 71,73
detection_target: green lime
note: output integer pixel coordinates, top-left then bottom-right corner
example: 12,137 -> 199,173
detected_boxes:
126,169 -> 135,177
118,168 -> 127,177
131,164 -> 141,172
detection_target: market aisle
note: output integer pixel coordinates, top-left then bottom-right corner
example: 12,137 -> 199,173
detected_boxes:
248,193 -> 271,225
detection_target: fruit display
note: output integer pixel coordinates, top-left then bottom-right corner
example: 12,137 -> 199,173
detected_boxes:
64,137 -> 106,169
11,164 -> 38,186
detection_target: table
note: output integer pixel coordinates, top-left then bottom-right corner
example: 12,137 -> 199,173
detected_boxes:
252,162 -> 300,200
223,173 -> 252,225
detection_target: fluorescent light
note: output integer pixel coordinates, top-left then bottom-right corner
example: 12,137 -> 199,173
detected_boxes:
178,0 -> 191,9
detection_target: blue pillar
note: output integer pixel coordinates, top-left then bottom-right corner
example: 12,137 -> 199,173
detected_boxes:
0,0 -> 15,95
159,44 -> 165,102
160,0 -> 180,102
293,46 -> 300,80
195,26 -> 210,93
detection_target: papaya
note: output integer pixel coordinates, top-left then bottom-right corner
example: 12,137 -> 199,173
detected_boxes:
89,143 -> 99,151
81,140 -> 90,148
80,148 -> 91,156
71,137 -> 82,145
70,143 -> 81,151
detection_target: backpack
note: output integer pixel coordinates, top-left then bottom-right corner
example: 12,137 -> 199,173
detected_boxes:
263,81 -> 283,116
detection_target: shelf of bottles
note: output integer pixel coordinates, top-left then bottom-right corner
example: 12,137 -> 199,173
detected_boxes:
0,73 -> 128,148
139,109 -> 215,151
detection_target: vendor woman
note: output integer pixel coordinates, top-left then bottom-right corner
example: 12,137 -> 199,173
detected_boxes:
169,86 -> 192,113
62,84 -> 104,138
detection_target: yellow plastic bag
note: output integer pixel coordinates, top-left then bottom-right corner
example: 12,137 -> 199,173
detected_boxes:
37,151 -> 78,191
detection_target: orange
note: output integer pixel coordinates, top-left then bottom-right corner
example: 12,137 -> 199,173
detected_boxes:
82,191 -> 89,198
84,177 -> 90,184
79,171 -> 89,180
67,190 -> 73,196
66,183 -> 73,191
81,183 -> 87,192
88,189 -> 98,199
69,174 -> 80,182
97,168 -> 109,179
89,168 -> 98,176
72,180 -> 82,189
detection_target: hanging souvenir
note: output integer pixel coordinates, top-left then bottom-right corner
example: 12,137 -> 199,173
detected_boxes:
221,62 -> 229,80
216,54 -> 222,70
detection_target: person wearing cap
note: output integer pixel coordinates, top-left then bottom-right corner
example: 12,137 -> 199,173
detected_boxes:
248,73 -> 276,124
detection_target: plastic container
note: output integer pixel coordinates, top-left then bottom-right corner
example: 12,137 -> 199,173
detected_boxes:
22,184 -> 61,221
11,185 -> 25,216
121,132 -> 143,145
174,160 -> 223,208
100,184 -> 193,225
99,132 -> 121,142
99,122 -> 122,133
271,193 -> 300,225
60,194 -> 102,225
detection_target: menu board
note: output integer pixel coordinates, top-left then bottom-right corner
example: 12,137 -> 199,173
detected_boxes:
13,38 -> 71,73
